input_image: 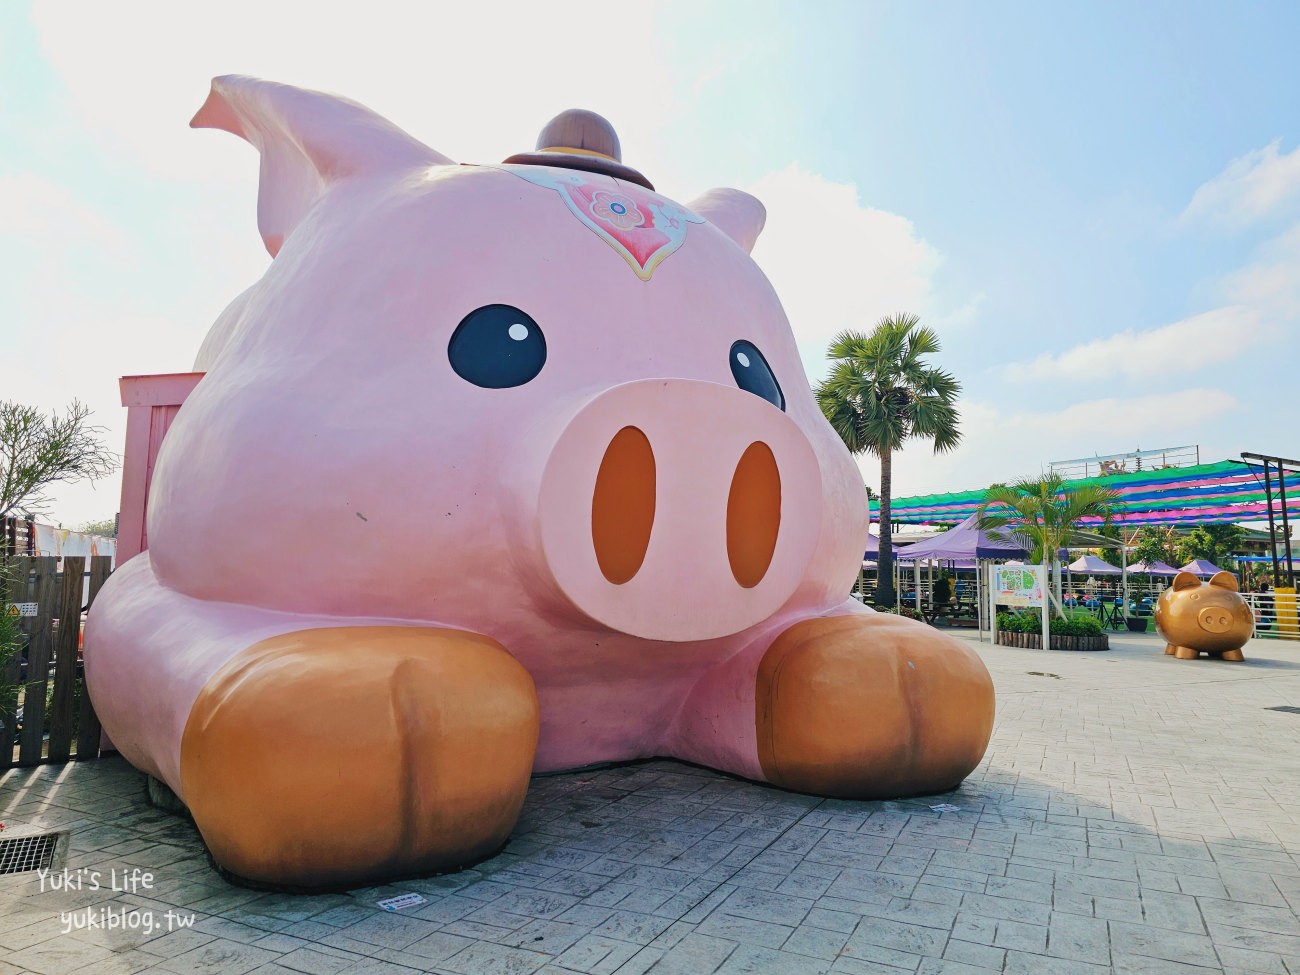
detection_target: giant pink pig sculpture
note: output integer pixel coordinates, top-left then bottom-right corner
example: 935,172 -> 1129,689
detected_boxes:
85,77 -> 994,890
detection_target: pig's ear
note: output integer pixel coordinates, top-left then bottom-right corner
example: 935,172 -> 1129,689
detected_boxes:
688,188 -> 766,254
1172,571 -> 1200,592
192,75 -> 453,256
1208,571 -> 1239,592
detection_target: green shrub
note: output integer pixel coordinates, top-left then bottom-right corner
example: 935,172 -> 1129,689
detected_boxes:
0,563 -> 23,742
997,609 -> 1042,633
1054,614 -> 1103,636
997,609 -> 1103,637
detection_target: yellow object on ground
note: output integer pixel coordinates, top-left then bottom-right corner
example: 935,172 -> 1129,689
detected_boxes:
1276,586 -> 1299,640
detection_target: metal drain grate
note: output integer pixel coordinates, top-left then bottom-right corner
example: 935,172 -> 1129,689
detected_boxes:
1266,706 -> 1300,715
0,832 -> 64,875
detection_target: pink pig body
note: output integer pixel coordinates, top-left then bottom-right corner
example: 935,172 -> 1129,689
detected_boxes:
84,78 -> 993,890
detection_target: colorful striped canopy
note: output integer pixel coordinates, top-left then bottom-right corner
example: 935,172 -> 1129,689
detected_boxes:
870,460 -> 1300,526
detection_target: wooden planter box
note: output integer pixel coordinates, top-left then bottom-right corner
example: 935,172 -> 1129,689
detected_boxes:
995,631 -> 1109,651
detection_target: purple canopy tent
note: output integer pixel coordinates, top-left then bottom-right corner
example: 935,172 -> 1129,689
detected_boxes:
1067,553 -> 1122,575
893,514 -> 1030,562
863,532 -> 879,561
890,515 -> 1032,637
1180,558 -> 1226,576
1130,560 -> 1180,577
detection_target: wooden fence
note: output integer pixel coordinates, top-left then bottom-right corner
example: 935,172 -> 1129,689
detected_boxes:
1,555 -> 113,768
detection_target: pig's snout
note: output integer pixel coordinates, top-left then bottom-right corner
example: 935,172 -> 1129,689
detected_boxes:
1196,603 -> 1250,638
591,430 -> 782,591
1198,606 -> 1234,634
538,380 -> 822,642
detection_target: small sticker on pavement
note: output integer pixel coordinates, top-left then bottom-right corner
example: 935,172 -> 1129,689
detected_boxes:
929,803 -> 962,813
377,893 -> 427,912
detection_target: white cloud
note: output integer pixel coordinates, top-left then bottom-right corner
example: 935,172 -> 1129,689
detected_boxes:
0,172 -> 127,253
1008,157 -> 1300,397
1217,220 -> 1300,318
747,165 -> 950,383
1182,140 -> 1300,229
857,388 -> 1242,504
1008,306 -> 1260,382
30,0 -> 679,185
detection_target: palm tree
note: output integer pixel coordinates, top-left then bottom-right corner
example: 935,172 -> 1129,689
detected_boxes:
816,314 -> 961,608
976,474 -> 1122,617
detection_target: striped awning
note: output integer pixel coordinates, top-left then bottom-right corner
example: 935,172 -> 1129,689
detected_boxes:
870,460 -> 1300,526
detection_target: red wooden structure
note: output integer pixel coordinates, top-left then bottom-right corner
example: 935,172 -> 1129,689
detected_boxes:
116,373 -> 204,564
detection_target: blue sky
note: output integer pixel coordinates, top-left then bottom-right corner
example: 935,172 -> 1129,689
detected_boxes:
2,1 -> 1297,525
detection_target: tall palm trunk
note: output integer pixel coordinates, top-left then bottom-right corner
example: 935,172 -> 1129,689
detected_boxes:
877,447 -> 894,608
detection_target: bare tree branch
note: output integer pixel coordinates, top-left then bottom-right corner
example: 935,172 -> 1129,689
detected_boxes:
0,400 -> 120,522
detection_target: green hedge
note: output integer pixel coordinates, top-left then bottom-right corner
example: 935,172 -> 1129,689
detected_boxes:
996,610 -> 1103,636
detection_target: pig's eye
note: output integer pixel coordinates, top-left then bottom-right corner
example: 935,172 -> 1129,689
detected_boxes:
448,304 -> 547,388
730,340 -> 785,411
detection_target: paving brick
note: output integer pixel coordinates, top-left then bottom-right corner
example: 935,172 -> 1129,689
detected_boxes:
440,941 -> 549,975
694,912 -> 792,949
844,916 -> 947,959
1046,910 -> 1110,964
784,924 -> 851,959
942,938 -> 1006,970
1109,919 -> 1222,968
717,886 -> 814,926
992,918 -> 1048,953
916,958 -> 1000,974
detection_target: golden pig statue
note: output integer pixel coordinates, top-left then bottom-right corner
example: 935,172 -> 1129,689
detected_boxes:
1156,571 -> 1252,661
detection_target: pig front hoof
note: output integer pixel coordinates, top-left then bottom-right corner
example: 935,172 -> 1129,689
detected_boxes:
1220,648 -> 1245,662
1173,645 -> 1200,660
180,626 -> 539,890
756,615 -> 994,799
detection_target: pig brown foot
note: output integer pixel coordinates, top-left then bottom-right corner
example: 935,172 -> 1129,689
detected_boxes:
756,615 -> 994,799
180,626 -> 538,890
1220,648 -> 1245,661
1173,645 -> 1200,660
1165,643 -> 1177,655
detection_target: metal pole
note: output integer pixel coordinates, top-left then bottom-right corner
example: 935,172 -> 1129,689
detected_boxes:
1121,543 -> 1129,615
1280,462 -> 1296,589
1262,460 -> 1281,589
976,558 -> 984,641
989,562 -> 998,645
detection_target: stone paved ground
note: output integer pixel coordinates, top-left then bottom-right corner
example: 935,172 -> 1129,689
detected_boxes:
1,630 -> 1298,975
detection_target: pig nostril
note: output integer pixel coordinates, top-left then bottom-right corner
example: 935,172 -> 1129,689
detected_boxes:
727,441 -> 781,588
592,426 -> 656,585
